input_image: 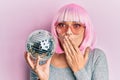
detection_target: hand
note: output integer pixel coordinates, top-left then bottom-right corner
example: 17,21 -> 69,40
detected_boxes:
62,36 -> 90,72
24,52 -> 51,80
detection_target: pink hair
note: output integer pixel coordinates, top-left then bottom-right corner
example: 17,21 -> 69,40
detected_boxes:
51,3 -> 96,54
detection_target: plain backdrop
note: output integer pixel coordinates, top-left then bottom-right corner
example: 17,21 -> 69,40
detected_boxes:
0,0 -> 120,80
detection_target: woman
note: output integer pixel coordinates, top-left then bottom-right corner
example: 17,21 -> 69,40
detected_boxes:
25,3 -> 108,80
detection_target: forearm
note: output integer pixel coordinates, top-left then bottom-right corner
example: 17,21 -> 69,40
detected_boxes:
74,68 -> 90,80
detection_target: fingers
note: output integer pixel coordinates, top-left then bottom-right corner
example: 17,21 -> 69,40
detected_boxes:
63,37 -> 78,65
64,38 -> 72,55
68,37 -> 80,53
62,44 -> 68,56
47,58 -> 52,64
25,51 -> 34,69
36,56 -> 52,67
84,47 -> 91,61
24,51 -> 28,61
46,58 -> 52,67
64,36 -> 76,55
64,36 -> 80,54
36,56 -> 41,67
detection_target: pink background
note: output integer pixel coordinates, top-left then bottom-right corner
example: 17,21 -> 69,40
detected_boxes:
0,0 -> 120,80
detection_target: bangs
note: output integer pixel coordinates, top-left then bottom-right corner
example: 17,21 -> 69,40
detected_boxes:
56,6 -> 85,24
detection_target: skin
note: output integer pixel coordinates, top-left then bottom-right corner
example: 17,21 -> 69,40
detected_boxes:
24,21 -> 91,80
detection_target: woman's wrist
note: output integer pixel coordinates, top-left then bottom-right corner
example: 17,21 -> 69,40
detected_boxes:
72,66 -> 84,72
38,78 -> 48,80
37,75 -> 49,80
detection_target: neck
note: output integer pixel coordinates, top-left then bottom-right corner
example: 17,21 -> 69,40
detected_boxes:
51,53 -> 68,68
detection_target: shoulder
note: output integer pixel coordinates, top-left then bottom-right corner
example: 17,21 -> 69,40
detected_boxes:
88,48 -> 107,65
90,48 -> 106,58
88,48 -> 109,78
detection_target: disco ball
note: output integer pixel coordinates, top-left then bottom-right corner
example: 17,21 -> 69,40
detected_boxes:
26,30 -> 56,61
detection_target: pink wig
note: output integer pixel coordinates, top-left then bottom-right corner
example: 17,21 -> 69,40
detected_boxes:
51,3 -> 96,54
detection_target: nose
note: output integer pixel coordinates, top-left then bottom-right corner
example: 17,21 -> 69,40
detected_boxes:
66,27 -> 72,35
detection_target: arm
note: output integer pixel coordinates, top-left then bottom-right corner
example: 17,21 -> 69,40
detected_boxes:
74,68 -> 90,80
74,49 -> 109,80
91,49 -> 109,80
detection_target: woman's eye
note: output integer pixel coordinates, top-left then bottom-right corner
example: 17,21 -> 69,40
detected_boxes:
73,24 -> 81,28
57,23 -> 66,28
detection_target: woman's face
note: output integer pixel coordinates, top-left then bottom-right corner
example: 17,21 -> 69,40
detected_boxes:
56,21 -> 85,47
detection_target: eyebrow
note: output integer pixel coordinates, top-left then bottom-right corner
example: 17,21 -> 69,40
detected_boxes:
57,21 -> 81,23
72,21 -> 81,23
56,21 -> 86,27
